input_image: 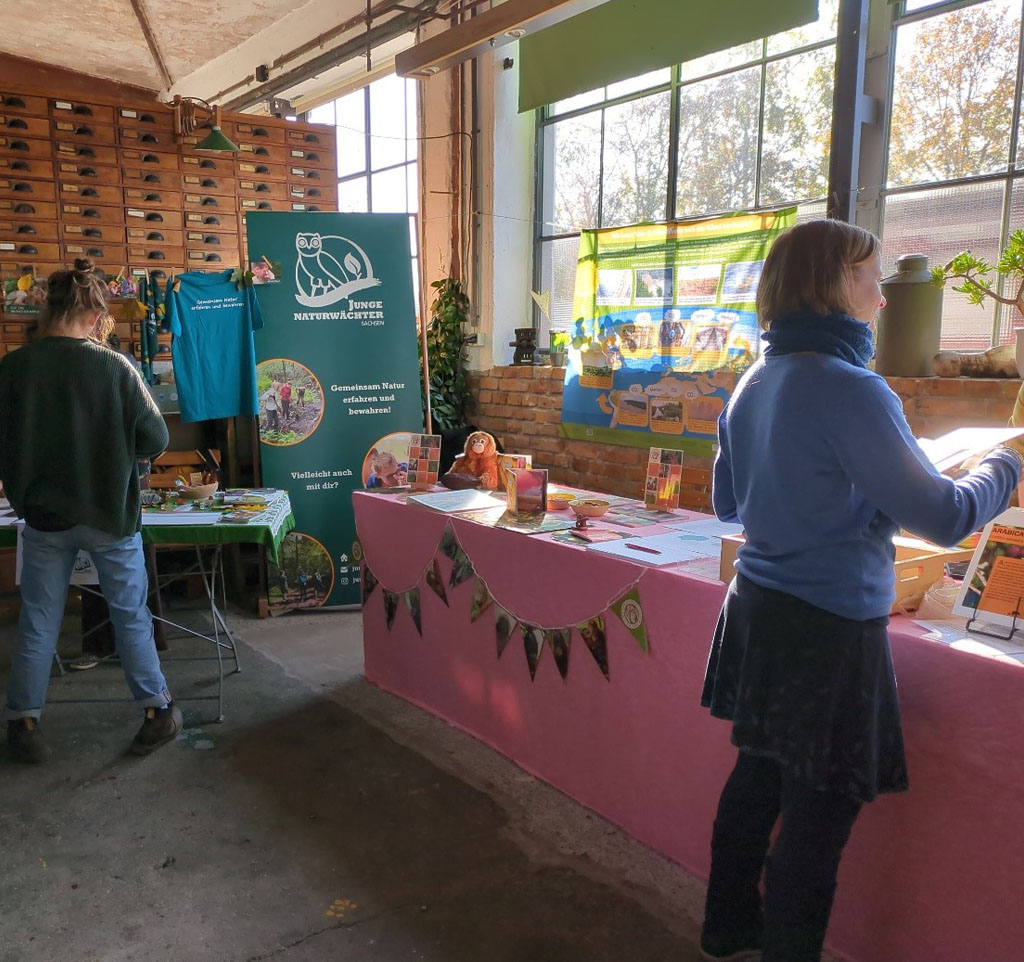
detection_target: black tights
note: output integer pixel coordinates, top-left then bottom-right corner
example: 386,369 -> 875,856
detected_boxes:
703,750 -> 862,962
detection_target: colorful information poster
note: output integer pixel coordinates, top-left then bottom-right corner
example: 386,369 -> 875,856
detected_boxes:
247,212 -> 423,609
560,209 -> 795,456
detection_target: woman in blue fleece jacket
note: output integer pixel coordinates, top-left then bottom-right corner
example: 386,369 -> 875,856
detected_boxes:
699,220 -> 1021,962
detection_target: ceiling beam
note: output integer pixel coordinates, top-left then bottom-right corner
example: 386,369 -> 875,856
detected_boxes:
128,0 -> 173,89
395,0 -> 613,78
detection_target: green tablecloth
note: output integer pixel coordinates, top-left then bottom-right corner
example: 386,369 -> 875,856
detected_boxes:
0,492 -> 296,563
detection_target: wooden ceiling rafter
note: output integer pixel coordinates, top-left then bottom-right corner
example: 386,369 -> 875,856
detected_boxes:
128,0 -> 174,89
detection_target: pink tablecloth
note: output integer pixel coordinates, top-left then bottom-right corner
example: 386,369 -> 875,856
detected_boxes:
354,491 -> 1024,962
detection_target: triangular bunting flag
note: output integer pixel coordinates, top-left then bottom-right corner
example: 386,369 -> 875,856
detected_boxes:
448,547 -> 475,588
438,524 -> 460,560
402,588 -> 422,635
522,623 -> 544,681
424,558 -> 448,606
610,586 -> 648,653
383,589 -> 398,630
469,576 -> 493,622
547,628 -> 571,681
577,615 -> 610,680
361,565 -> 378,603
495,604 -> 517,659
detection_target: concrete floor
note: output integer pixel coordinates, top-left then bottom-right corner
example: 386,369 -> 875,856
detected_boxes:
0,602 -> 716,962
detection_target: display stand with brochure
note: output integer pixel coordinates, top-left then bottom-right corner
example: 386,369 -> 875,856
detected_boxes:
953,507 -> 1024,639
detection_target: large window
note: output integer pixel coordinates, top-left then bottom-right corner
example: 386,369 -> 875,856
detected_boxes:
307,75 -> 420,309
535,1 -> 839,335
881,0 -> 1024,349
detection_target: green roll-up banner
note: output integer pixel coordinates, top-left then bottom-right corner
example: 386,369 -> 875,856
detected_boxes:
247,212 -> 424,610
518,0 -> 818,113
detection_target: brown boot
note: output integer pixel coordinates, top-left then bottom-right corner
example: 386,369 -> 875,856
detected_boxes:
7,717 -> 52,764
130,702 -> 183,756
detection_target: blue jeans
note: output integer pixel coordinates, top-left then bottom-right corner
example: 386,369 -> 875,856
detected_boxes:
5,525 -> 171,720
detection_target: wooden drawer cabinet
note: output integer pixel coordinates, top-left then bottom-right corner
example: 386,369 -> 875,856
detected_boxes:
237,159 -> 287,182
127,226 -> 183,247
51,120 -> 116,145
121,167 -> 183,190
0,136 -> 53,161
63,241 -> 126,265
59,180 -> 121,205
286,145 -> 334,169
50,99 -> 115,125
0,178 -> 56,202
123,187 -> 182,210
1,114 -> 51,139
184,210 -> 237,233
0,157 -> 54,181
0,198 -> 58,221
0,92 -> 48,117
1,239 -> 60,259
126,207 -> 183,229
234,120 -> 285,144
120,148 -> 180,171
117,106 -> 174,130
235,140 -> 288,165
62,222 -> 123,243
117,126 -> 176,151
0,219 -> 60,242
181,172 -> 235,196
61,202 -> 124,226
55,141 -> 119,166
57,162 -> 121,186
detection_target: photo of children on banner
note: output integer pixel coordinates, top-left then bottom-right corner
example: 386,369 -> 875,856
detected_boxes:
364,431 -> 442,491
646,447 -> 683,510
267,531 -> 334,613
257,358 -> 324,446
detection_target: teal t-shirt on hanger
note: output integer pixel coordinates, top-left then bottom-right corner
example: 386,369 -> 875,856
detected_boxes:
163,270 -> 264,423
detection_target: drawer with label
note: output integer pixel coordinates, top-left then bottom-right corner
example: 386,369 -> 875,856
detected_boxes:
186,247 -> 231,266
55,141 -> 118,165
183,192 -> 230,213
0,136 -> 53,161
125,206 -> 183,229
117,106 -> 174,130
50,100 -> 115,125
181,153 -> 235,175
238,179 -> 288,201
0,92 -> 48,117
56,161 -> 121,186
185,230 -> 238,252
61,202 -> 125,226
62,241 -> 127,265
58,180 -> 120,205
62,222 -> 124,243
121,167 -> 183,190
120,148 -> 180,171
285,145 -> 334,170
0,239 -> 60,259
51,119 -> 116,145
288,182 -> 336,203
0,156 -> 54,181
0,178 -> 57,201
1,198 -> 58,221
2,114 -> 51,139
0,220 -> 60,242
286,126 -> 330,147
184,210 -> 238,233
286,163 -> 329,183
123,187 -> 182,210
237,159 -> 287,182
238,197 -> 291,213
235,140 -> 287,165
128,245 -> 184,266
127,226 -> 183,247
181,172 -> 235,196
233,120 -> 286,144
117,126 -> 177,151
0,258 -> 62,279
1,322 -> 32,343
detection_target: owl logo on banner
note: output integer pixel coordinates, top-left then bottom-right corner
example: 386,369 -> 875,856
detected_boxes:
293,232 -> 381,308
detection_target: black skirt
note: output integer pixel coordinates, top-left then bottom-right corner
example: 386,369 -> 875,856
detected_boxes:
702,574 -> 908,803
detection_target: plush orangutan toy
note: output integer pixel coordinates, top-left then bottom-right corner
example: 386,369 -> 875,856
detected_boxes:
443,430 -> 499,490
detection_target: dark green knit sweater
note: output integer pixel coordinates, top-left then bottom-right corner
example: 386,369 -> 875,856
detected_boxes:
0,337 -> 169,537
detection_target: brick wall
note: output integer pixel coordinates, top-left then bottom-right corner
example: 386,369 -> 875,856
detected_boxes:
467,366 -> 1024,510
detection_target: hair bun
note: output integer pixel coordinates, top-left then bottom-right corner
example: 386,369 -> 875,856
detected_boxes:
72,257 -> 94,274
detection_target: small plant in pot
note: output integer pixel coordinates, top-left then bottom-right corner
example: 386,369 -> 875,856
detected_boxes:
549,330 -> 570,366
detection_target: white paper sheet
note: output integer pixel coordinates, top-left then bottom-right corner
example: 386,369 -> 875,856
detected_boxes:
916,426 -> 1024,473
665,518 -> 744,537
141,512 -> 222,525
587,529 -> 722,565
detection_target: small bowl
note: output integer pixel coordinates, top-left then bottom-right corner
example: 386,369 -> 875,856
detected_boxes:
178,482 -> 218,500
570,497 -> 611,519
547,492 -> 577,511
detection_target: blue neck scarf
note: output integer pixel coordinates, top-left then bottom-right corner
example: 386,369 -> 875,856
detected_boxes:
761,311 -> 875,368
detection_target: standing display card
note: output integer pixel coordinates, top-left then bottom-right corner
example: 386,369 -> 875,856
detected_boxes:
405,433 -> 442,489
953,508 -> 1024,629
508,468 -> 548,518
497,454 -> 532,494
645,448 -> 683,510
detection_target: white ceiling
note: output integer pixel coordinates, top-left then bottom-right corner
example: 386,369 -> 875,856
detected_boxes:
0,0 -> 418,105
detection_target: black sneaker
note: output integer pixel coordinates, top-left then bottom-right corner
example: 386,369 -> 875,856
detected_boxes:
7,717 -> 52,764
130,701 -> 183,756
699,934 -> 762,962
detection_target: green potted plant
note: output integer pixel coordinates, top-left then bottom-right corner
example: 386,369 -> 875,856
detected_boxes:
420,278 -> 474,432
549,330 -> 570,366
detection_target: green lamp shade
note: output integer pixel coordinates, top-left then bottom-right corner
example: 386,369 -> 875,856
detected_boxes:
195,125 -> 239,153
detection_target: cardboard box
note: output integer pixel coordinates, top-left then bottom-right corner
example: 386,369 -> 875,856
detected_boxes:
718,533 -> 973,614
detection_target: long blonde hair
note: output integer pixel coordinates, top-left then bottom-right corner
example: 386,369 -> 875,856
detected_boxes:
37,258 -> 113,343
